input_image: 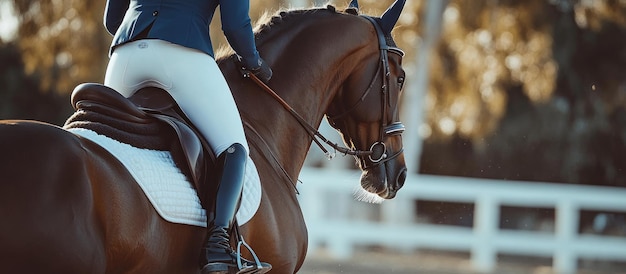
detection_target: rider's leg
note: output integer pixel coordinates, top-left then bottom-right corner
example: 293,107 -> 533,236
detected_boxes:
201,143 -> 246,270
199,143 -> 270,274
104,39 -> 270,273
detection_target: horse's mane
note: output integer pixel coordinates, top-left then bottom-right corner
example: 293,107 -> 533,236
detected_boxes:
215,5 -> 358,59
254,6 -> 335,37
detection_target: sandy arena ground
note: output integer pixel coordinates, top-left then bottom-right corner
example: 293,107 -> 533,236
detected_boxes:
298,249 -> 626,274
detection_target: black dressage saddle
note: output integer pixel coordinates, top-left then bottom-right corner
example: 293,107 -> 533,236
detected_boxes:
64,83 -> 216,196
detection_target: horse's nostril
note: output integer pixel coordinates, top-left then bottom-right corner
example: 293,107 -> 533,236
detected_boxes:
395,168 -> 407,190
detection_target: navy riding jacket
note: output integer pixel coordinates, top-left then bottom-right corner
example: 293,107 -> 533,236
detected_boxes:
104,0 -> 262,68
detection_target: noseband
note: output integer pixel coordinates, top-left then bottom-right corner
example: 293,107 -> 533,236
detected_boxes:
243,15 -> 405,170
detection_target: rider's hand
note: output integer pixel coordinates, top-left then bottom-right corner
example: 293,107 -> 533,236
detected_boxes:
240,56 -> 272,85
249,58 -> 273,85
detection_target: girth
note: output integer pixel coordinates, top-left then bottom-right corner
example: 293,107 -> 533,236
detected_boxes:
64,83 -> 215,194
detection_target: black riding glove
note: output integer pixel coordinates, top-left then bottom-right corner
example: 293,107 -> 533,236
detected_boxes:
250,58 -> 273,85
240,56 -> 273,85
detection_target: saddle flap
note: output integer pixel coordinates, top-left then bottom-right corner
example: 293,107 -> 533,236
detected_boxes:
130,88 -> 217,190
149,113 -> 206,187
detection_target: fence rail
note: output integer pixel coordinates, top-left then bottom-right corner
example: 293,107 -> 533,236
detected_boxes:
297,168 -> 626,274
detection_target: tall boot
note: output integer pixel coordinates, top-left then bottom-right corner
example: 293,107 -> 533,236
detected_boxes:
199,143 -> 271,274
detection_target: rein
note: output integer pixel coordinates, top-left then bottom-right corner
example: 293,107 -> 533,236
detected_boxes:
243,72 -> 368,160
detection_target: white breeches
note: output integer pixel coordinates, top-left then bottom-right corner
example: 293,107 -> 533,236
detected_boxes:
104,39 -> 248,156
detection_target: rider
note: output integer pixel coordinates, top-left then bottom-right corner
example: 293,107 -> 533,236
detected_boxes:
103,0 -> 272,273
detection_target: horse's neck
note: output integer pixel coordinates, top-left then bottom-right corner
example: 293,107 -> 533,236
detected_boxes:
229,11 -> 372,178
258,11 -> 373,118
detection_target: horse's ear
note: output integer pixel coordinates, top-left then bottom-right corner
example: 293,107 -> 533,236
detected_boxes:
348,0 -> 359,10
380,0 -> 406,34
345,0 -> 359,15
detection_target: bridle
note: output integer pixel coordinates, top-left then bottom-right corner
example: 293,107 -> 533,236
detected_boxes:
243,15 -> 405,170
326,16 -> 406,169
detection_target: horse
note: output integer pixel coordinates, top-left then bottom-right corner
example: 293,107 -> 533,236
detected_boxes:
0,1 -> 407,273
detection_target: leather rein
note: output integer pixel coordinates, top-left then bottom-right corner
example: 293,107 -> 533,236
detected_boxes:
242,16 -> 405,171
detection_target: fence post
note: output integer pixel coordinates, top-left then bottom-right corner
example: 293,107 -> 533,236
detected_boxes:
381,196 -> 416,252
554,200 -> 578,274
472,195 -> 498,272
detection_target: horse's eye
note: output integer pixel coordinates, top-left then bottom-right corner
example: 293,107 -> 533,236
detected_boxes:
397,76 -> 405,89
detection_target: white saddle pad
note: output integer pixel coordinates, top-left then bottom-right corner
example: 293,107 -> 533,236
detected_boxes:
67,128 -> 262,227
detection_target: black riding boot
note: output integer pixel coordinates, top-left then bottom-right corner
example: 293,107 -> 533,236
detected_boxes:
199,143 -> 271,274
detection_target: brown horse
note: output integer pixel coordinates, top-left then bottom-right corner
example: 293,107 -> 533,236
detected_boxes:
0,1 -> 407,273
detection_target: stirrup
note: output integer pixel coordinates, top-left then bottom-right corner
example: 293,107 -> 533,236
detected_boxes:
236,238 -> 271,274
201,258 -> 269,274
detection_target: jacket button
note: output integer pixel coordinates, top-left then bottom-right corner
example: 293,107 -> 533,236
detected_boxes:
152,11 -> 158,16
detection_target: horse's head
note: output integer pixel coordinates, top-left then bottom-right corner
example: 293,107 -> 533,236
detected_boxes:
326,0 -> 408,200
222,0 -> 408,200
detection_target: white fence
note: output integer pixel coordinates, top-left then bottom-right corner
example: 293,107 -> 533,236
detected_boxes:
297,168 -> 626,274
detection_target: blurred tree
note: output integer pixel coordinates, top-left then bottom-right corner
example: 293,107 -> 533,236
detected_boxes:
8,0 -> 110,95
420,0 -> 626,186
0,41 -> 72,124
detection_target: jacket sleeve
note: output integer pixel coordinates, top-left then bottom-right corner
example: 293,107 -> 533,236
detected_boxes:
219,0 -> 261,69
104,0 -> 130,36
